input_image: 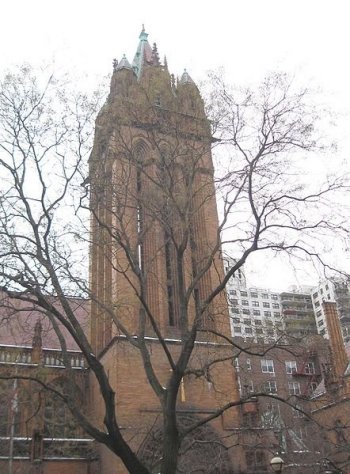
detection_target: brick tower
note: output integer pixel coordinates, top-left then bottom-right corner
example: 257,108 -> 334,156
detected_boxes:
89,27 -> 239,473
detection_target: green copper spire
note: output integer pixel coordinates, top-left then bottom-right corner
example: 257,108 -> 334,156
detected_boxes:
139,24 -> 148,42
132,25 -> 154,79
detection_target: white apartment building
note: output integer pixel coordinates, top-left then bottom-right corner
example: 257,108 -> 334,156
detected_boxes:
311,279 -> 350,342
224,258 -> 283,343
223,257 -> 317,343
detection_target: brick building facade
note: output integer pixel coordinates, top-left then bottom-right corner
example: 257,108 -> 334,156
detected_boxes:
1,28 -> 350,474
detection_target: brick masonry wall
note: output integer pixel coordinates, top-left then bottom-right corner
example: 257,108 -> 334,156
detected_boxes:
89,338 -> 240,473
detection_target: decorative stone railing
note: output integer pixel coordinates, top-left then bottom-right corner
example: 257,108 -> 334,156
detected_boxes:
0,345 -> 85,369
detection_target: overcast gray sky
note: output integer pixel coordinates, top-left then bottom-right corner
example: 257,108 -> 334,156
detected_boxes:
1,0 -> 349,290
1,0 -> 349,92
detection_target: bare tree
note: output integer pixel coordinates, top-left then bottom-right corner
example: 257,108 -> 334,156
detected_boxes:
206,71 -> 349,277
0,65 -> 348,474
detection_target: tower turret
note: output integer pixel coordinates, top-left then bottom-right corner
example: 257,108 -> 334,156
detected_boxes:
110,54 -> 136,98
31,319 -> 42,364
177,69 -> 206,118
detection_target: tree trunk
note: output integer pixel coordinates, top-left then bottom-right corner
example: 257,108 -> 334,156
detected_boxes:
160,395 -> 180,474
117,441 -> 151,474
161,428 -> 180,474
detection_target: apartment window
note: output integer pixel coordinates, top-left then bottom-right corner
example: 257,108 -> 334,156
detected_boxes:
316,310 -> 322,318
232,317 -> 240,324
234,326 -> 241,334
261,359 -> 274,373
246,359 -> 252,370
257,337 -> 265,344
256,328 -> 263,335
325,284 -> 329,291
288,381 -> 301,395
310,381 -> 318,392
250,292 -> 258,298
315,300 -> 320,307
230,307 -> 239,314
313,292 -> 318,299
233,358 -> 240,371
262,293 -> 269,299
274,312 -> 281,317
285,361 -> 297,374
240,290 -> 248,297
304,362 -> 315,374
252,300 -> 259,307
242,309 -> 250,315
255,320 -> 262,325
271,294 -> 278,300
267,330 -> 274,336
253,310 -> 261,316
317,319 -> 324,327
241,300 -> 249,306
263,302 -> 270,308
245,327 -> 253,334
320,328 -> 326,336
272,303 -> 279,309
229,289 -> 236,296
243,319 -> 251,325
264,381 -> 277,393
264,311 -> 272,317
320,288 -> 324,294
230,298 -> 238,305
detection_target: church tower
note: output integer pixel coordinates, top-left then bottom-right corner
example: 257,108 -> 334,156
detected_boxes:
89,28 -> 239,473
90,27 -> 232,352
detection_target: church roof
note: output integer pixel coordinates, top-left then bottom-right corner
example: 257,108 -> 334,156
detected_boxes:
116,54 -> 132,71
180,68 -> 195,85
0,292 -> 89,351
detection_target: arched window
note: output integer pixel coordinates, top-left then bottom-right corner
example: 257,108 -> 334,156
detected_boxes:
43,378 -> 81,439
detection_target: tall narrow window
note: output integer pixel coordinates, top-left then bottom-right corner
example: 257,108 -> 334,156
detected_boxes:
164,231 -> 175,326
136,168 -> 144,271
160,146 -> 179,327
